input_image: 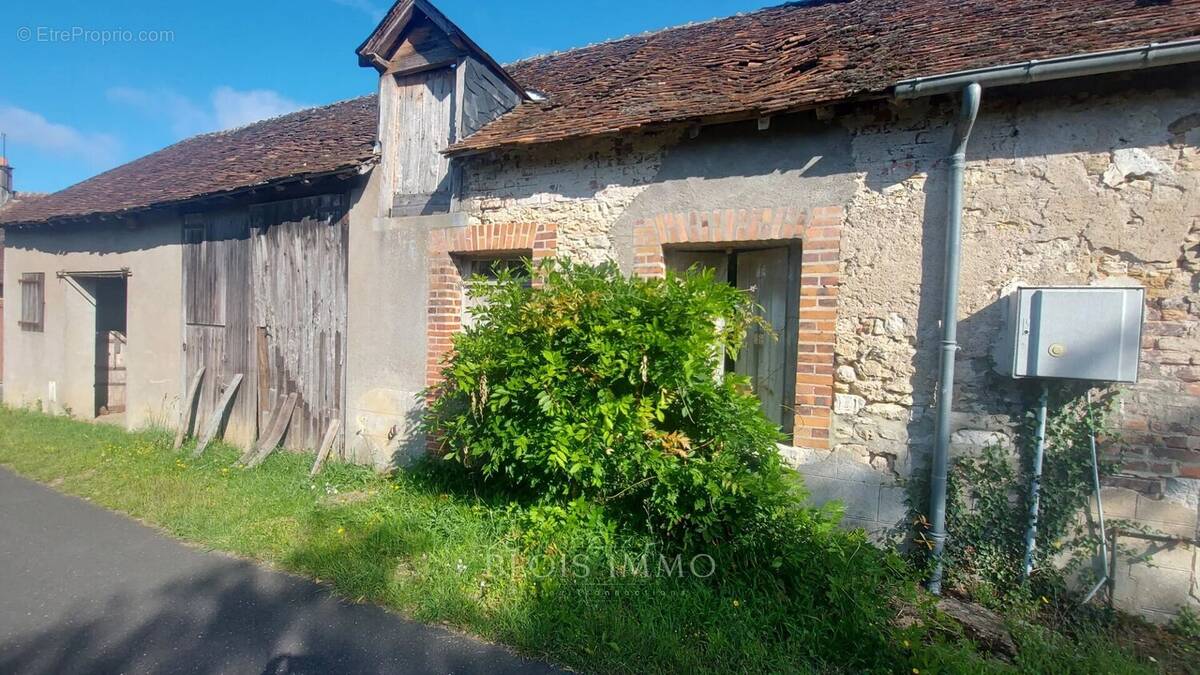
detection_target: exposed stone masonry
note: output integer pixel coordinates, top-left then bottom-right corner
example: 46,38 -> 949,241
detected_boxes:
457,78 -> 1200,621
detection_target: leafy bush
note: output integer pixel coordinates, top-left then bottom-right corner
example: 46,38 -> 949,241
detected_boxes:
426,260 -> 795,546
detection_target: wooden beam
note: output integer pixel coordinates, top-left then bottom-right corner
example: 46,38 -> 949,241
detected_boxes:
244,392 -> 298,468
191,374 -> 243,458
173,366 -> 206,449
309,419 -> 342,478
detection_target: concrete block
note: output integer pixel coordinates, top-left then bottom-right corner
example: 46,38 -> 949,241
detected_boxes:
1120,539 -> 1197,572
1126,563 -> 1199,620
803,476 -> 881,521
878,485 -> 909,526
1134,495 -> 1199,528
834,454 -> 890,486
1094,487 -> 1138,520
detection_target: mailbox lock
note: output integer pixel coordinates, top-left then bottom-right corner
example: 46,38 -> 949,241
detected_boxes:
1048,343 -> 1067,358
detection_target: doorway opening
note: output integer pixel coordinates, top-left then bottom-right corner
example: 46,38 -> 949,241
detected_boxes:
93,277 -> 128,418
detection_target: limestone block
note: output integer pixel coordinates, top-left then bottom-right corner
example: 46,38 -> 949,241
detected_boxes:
864,402 -> 908,421
885,312 -> 907,336
833,393 -> 867,416
949,429 -> 1012,456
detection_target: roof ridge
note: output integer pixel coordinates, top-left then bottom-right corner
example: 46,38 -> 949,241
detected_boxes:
182,92 -> 377,143
503,1 -> 824,68
25,93 -> 379,201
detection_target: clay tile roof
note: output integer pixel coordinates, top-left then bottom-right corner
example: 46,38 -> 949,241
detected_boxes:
450,0 -> 1200,154
0,95 -> 378,226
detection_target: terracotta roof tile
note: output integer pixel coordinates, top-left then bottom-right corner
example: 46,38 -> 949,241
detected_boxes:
450,0 -> 1200,153
0,95 -> 378,226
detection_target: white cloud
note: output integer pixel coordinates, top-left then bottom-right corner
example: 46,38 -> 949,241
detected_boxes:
0,104 -> 121,168
107,86 -> 307,138
211,87 -> 306,130
332,0 -> 386,21
106,86 -> 209,137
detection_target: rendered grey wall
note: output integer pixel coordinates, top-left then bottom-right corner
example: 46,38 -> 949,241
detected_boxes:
2,215 -> 183,431
345,167 -> 439,468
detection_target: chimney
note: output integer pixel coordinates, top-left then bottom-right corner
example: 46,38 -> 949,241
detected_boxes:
0,158 -> 12,208
0,134 -> 11,207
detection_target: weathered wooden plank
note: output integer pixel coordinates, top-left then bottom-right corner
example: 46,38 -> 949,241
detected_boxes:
239,393 -> 284,465
245,392 -> 298,468
173,366 -> 206,449
184,210 -> 255,448
384,16 -> 464,75
192,373 -> 244,457
391,68 -> 455,212
249,194 -> 347,452
256,326 -> 270,430
309,419 -> 341,478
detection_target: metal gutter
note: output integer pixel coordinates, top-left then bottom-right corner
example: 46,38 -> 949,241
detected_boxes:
902,37 -> 1200,596
895,39 -> 1200,99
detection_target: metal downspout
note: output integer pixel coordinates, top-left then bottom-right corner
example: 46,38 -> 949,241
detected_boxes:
927,82 -> 981,595
1023,382 -> 1050,581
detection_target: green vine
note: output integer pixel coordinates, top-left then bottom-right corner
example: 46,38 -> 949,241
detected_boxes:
941,383 -> 1120,605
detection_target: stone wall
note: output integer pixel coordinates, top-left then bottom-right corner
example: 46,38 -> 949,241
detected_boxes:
456,71 -> 1200,621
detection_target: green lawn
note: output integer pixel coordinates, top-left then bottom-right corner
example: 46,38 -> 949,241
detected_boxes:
0,407 -> 1186,674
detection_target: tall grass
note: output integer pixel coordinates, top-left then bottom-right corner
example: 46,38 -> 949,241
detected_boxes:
0,407 -> 1166,674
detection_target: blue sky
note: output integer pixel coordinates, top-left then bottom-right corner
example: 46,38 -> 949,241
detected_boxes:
0,0 -> 771,194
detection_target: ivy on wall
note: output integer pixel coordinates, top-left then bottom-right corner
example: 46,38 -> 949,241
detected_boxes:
937,384 -> 1121,603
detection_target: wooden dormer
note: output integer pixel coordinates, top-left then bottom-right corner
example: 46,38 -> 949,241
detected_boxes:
358,1 -> 526,217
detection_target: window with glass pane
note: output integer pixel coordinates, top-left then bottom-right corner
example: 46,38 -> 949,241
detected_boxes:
19,272 -> 45,332
665,246 -> 800,432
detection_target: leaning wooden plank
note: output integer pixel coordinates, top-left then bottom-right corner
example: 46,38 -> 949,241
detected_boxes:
173,366 -> 206,449
192,374 -> 244,458
239,393 -> 284,465
245,392 -> 298,468
309,419 -> 341,478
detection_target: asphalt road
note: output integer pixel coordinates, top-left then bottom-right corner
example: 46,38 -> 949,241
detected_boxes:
0,468 -> 564,675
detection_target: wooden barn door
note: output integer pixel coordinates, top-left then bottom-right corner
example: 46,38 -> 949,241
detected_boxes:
249,194 -> 348,453
183,213 -> 256,445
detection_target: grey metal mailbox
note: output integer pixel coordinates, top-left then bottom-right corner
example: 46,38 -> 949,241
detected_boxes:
999,286 -> 1144,383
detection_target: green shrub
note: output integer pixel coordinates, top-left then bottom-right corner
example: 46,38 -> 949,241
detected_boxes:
426,260 -> 794,546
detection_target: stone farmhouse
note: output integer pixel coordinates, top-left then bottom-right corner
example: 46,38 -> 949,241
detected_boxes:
2,0 -> 1198,621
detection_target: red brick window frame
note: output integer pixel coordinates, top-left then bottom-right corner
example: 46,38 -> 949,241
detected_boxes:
426,223 -> 558,388
633,207 -> 843,449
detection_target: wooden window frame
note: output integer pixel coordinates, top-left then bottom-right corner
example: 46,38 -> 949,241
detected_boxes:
18,272 -> 45,332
